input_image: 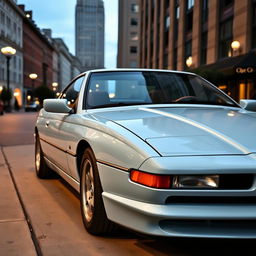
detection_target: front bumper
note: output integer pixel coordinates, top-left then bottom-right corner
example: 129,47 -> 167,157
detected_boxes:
103,192 -> 256,238
97,154 -> 256,239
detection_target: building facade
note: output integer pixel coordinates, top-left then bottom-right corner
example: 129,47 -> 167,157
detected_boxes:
117,0 -> 140,68
21,11 -> 54,101
0,0 -> 23,108
53,38 -> 82,91
139,0 -> 256,101
75,0 -> 105,71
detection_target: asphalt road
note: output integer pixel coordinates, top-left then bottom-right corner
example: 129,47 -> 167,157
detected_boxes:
0,112 -> 255,255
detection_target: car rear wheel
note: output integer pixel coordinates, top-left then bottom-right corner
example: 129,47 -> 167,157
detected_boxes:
80,148 -> 116,235
35,135 -> 53,178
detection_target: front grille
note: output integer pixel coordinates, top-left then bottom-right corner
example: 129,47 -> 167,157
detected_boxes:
218,174 -> 254,189
166,196 -> 256,205
159,219 -> 256,232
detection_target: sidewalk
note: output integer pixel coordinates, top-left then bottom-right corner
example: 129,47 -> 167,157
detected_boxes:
0,148 -> 37,256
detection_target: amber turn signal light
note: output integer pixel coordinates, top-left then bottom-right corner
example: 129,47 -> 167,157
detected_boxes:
130,170 -> 171,189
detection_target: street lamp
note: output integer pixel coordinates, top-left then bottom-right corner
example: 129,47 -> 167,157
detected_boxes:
29,73 -> 38,101
186,56 -> 193,68
52,82 -> 58,92
231,40 -> 241,56
1,46 -> 16,111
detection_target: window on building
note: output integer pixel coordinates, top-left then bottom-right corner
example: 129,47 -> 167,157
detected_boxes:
173,47 -> 178,70
187,0 -> 194,10
219,18 -> 233,58
130,46 -> 137,54
13,22 -> 16,35
130,32 -> 138,41
185,40 -> 192,59
13,56 -> 17,69
221,0 -> 233,8
130,18 -> 138,26
0,11 -> 4,25
163,53 -> 168,69
174,2 -> 179,43
201,0 -> 208,23
165,15 -> 170,30
252,0 -> 256,49
131,3 -> 139,13
7,16 -> 10,27
186,0 -> 194,32
176,6 -> 180,19
166,0 -> 170,8
200,32 -> 208,65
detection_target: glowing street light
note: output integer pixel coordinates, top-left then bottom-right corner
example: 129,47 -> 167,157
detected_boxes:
186,56 -> 193,68
52,82 -> 58,92
29,73 -> 38,101
1,46 -> 16,111
231,40 -> 241,56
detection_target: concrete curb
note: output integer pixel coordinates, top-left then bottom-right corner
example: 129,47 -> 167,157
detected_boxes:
0,147 -> 37,256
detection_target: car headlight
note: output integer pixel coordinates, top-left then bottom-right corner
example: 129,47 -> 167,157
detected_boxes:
130,170 -> 220,190
172,175 -> 219,189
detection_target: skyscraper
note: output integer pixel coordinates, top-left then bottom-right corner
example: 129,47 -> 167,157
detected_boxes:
75,0 -> 105,71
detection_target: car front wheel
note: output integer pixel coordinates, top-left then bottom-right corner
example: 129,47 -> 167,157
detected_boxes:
35,135 -> 53,178
80,148 -> 115,235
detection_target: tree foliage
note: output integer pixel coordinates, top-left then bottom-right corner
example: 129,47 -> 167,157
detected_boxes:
0,87 -> 12,103
34,85 -> 55,105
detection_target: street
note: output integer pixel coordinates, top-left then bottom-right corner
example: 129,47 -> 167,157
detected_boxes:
0,112 -> 255,256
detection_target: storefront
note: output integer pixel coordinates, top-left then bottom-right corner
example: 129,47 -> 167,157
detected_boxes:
204,51 -> 256,102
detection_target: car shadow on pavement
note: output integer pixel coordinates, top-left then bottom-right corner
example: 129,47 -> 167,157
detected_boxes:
37,172 -> 256,256
136,237 -> 255,256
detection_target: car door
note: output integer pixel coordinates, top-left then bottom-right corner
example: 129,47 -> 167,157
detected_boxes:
40,75 -> 85,175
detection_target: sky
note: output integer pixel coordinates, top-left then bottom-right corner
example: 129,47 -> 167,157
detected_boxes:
17,0 -> 118,68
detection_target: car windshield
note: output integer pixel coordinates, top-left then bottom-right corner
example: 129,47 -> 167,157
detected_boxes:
85,71 -> 238,109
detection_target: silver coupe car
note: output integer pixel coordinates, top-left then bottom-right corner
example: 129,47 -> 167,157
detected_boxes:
35,69 -> 256,238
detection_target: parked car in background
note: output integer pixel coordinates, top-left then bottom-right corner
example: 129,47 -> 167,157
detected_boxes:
25,101 -> 40,112
35,69 -> 256,238
0,100 -> 4,115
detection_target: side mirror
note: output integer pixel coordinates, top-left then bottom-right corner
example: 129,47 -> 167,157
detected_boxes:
43,99 -> 72,114
240,99 -> 256,112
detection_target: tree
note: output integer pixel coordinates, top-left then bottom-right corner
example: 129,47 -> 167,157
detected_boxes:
34,85 -> 55,106
0,87 -> 12,105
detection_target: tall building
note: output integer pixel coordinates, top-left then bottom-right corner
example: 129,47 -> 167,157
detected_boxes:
75,0 -> 105,71
20,7 -> 54,101
139,0 -> 256,102
0,0 -> 23,108
117,0 -> 140,68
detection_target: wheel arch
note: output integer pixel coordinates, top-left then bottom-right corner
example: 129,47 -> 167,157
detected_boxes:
76,140 -> 92,177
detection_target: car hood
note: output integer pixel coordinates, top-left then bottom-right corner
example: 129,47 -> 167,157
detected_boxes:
93,106 -> 256,156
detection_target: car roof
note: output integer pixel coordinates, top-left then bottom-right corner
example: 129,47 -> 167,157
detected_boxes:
79,68 -> 195,77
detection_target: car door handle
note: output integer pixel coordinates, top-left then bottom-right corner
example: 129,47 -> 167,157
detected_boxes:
45,121 -> 50,127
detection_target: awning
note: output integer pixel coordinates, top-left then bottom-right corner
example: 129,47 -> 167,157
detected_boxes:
201,51 -> 256,76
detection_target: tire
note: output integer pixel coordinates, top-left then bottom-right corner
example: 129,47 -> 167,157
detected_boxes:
35,135 -> 53,178
80,148 -> 116,235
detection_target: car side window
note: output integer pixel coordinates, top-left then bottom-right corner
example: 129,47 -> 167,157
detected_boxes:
61,76 -> 84,109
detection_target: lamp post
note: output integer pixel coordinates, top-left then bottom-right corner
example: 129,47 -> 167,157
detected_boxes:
1,46 -> 16,111
29,73 -> 38,101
